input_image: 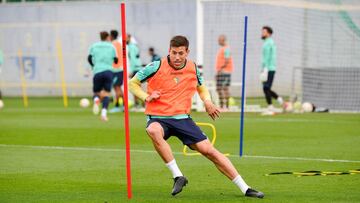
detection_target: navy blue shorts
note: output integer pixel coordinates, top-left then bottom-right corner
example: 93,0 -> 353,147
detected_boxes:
263,71 -> 275,89
112,71 -> 124,87
147,117 -> 208,147
93,70 -> 113,93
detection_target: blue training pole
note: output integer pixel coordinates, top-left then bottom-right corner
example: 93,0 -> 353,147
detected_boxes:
240,16 -> 248,157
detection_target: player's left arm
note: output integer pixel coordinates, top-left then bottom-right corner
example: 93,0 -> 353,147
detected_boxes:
195,65 -> 220,120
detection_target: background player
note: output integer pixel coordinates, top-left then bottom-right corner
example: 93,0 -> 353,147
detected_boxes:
88,31 -> 118,121
109,30 -> 124,113
215,35 -> 234,111
129,35 -> 264,198
127,34 -> 143,109
148,47 -> 161,62
261,26 -> 283,114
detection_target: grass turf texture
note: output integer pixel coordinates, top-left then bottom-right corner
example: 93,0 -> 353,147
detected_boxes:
0,97 -> 359,202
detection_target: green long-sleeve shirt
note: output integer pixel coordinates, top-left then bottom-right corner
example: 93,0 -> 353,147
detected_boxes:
262,37 -> 276,71
89,41 -> 116,75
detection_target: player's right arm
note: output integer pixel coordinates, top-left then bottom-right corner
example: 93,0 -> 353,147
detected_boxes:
129,61 -> 161,102
87,55 -> 94,67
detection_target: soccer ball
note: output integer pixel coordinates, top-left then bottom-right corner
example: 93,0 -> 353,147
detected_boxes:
302,102 -> 313,113
0,100 -> 4,109
79,98 -> 90,108
283,102 -> 293,113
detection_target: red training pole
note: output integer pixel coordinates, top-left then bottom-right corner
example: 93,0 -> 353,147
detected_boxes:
120,2 -> 132,199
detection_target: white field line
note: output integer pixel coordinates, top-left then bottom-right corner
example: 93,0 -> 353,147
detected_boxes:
1,144 -> 359,164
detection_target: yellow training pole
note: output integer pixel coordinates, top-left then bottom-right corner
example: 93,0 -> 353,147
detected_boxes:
17,49 -> 29,107
56,39 -> 68,108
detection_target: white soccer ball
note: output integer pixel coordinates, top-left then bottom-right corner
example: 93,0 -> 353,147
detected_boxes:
0,100 -> 4,109
302,102 -> 313,113
79,98 -> 90,108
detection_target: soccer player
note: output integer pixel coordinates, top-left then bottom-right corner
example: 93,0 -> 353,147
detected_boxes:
88,31 -> 118,121
261,26 -> 283,113
127,34 -> 143,109
129,35 -> 264,198
148,47 -> 161,62
109,30 -> 124,113
215,35 -> 233,110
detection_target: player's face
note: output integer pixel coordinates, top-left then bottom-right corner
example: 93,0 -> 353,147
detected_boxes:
261,29 -> 269,40
169,46 -> 189,68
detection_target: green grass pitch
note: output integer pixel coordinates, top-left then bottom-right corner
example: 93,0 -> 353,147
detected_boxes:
0,97 -> 359,202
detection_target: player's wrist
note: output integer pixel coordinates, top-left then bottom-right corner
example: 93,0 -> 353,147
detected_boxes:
204,99 -> 212,105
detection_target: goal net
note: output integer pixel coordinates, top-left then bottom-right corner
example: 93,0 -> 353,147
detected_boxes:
196,0 -> 360,112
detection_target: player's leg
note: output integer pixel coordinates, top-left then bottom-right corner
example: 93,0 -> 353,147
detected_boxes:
92,73 -> 102,115
146,120 -> 187,195
110,71 -> 124,113
216,74 -> 225,108
190,140 -> 264,198
190,140 -> 239,179
146,122 -> 174,163
267,71 -> 283,105
99,71 -> 113,121
263,85 -> 272,105
262,71 -> 275,112
223,74 -> 231,109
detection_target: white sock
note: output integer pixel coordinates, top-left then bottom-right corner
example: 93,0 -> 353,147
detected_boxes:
232,175 -> 250,194
277,97 -> 284,105
165,159 -> 183,178
101,108 -> 107,117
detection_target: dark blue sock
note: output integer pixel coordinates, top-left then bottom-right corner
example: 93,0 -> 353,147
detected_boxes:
102,96 -> 110,109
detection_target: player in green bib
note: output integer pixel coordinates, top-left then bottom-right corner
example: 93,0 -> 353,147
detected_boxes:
88,31 -> 118,121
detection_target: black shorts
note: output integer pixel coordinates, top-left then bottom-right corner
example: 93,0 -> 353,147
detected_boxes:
147,117 -> 208,147
216,73 -> 231,87
263,71 -> 275,89
112,71 -> 124,87
93,70 -> 113,93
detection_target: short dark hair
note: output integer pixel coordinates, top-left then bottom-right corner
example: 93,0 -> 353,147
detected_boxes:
100,31 -> 109,41
149,47 -> 155,52
110,30 -> 118,39
262,26 -> 273,35
170,35 -> 189,50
